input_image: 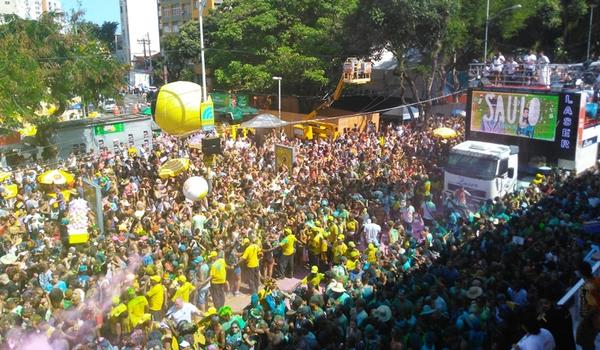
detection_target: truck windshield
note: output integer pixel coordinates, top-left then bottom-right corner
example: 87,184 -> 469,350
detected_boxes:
446,153 -> 498,180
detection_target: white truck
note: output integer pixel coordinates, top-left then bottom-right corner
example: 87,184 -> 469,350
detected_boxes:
444,140 -> 519,204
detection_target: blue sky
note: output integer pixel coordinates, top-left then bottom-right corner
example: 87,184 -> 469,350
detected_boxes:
61,0 -> 120,26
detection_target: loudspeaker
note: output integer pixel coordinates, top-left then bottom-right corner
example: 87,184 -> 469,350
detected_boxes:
202,137 -> 222,155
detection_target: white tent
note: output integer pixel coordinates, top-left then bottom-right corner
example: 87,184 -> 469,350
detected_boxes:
240,113 -> 287,128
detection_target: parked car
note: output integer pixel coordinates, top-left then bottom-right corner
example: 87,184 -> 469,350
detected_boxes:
102,99 -> 116,113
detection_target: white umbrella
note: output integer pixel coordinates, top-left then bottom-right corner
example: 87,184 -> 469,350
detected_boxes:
240,113 -> 287,129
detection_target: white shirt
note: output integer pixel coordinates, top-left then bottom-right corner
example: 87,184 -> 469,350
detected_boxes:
506,60 -> 518,75
493,55 -> 505,71
363,221 -> 381,244
516,328 -> 555,350
525,54 -> 537,70
167,303 -> 200,324
401,205 -> 415,224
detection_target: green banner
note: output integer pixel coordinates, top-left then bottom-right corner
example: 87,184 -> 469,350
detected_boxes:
201,97 -> 215,130
94,122 -> 125,135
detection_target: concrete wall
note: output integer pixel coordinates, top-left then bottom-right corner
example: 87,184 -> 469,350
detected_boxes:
54,115 -> 154,159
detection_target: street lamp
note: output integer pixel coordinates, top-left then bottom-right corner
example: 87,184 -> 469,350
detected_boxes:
198,0 -> 208,101
272,76 -> 282,119
484,2 -> 522,62
587,5 -> 597,60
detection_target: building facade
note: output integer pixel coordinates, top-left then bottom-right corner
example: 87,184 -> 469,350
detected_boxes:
53,114 -> 154,159
119,0 -> 161,62
157,0 -> 221,35
0,0 -> 61,19
119,0 -> 161,87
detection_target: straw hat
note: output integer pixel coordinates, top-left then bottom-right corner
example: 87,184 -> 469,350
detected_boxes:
466,286 -> 483,300
373,305 -> 392,322
329,281 -> 346,293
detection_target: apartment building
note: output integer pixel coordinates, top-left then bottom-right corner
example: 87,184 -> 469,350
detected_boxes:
0,0 -> 61,19
157,0 -> 221,34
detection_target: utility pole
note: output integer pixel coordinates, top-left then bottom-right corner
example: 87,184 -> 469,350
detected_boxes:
199,0 -> 208,101
147,33 -> 153,85
588,5 -> 597,61
137,34 -> 153,85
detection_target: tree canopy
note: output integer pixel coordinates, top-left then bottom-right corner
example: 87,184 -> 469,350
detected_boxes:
0,13 -> 127,129
201,0 -> 358,95
77,20 -> 120,52
159,0 -> 599,106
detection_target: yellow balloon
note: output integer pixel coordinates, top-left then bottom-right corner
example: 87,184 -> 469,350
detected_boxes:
155,81 -> 203,135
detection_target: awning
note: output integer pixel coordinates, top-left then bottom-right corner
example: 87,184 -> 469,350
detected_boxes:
241,113 -> 287,128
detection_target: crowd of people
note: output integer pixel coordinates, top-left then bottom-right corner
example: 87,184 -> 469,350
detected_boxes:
0,114 -> 599,350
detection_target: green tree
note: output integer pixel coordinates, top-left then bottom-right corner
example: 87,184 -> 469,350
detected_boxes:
0,17 -> 46,129
0,13 -> 127,127
203,0 -> 358,95
345,0 -> 461,115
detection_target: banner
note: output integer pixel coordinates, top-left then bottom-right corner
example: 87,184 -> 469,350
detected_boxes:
275,144 -> 294,174
200,97 -> 215,131
94,122 -> 125,135
67,198 -> 90,244
470,90 -> 559,141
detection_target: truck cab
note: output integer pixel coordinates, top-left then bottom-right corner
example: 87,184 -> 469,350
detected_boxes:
444,140 -> 518,205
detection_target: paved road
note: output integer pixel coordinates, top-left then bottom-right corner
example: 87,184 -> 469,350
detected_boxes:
223,266 -> 308,313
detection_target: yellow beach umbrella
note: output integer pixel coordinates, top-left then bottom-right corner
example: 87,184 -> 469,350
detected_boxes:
432,127 -> 458,139
37,169 -> 75,185
0,172 -> 11,182
158,158 -> 190,179
2,184 -> 18,199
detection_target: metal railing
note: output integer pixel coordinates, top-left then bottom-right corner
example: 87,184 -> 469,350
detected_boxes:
557,247 -> 600,342
468,62 -> 594,88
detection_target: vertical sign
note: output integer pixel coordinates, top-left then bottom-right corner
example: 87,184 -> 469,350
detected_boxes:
200,96 -> 215,131
556,92 -> 580,160
275,144 -> 295,174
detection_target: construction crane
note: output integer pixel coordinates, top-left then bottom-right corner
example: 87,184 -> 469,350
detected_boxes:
304,57 -> 372,120
295,58 -> 373,140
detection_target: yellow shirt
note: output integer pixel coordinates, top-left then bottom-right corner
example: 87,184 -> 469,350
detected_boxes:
347,219 -> 358,233
146,284 -> 165,311
367,248 -> 378,263
328,224 -> 339,240
280,234 -> 297,256
172,281 -> 195,303
301,273 -> 324,287
210,258 -> 227,284
345,259 -> 358,271
309,233 -> 323,255
347,248 -> 360,259
109,303 -> 127,319
333,242 -> 348,263
127,295 -> 148,327
241,243 -> 261,268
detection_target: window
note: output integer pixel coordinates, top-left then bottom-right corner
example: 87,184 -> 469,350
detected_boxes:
163,25 -> 170,33
498,158 -> 509,176
162,8 -> 171,17
172,6 -> 181,16
446,153 -> 498,180
172,23 -> 179,32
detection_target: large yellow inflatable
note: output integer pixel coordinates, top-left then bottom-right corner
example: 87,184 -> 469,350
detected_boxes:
154,81 -> 203,135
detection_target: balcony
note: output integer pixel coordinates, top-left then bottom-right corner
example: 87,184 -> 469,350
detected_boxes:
468,61 -> 600,91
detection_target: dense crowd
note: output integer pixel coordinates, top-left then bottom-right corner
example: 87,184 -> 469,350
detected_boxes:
0,115 -> 599,350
